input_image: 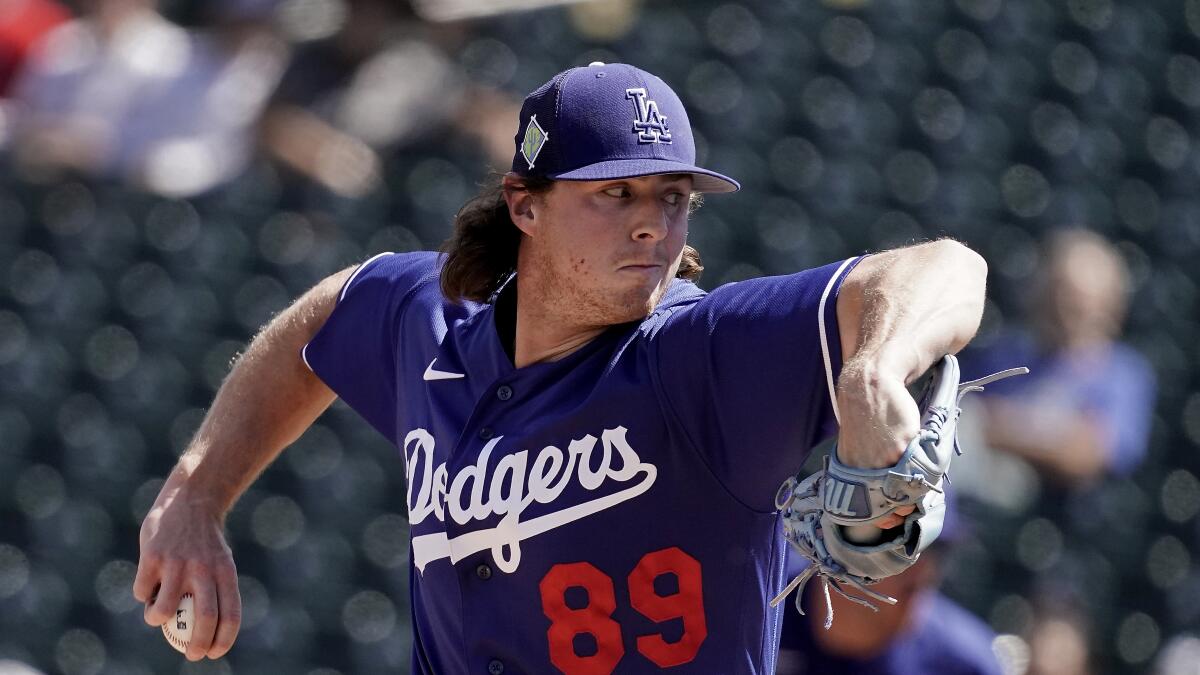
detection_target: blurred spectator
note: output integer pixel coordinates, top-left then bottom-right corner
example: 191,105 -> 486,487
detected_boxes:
777,503 -> 1001,675
954,228 -> 1159,671
7,0 -> 286,196
776,555 -> 1001,675
261,0 -> 519,197
0,0 -> 70,95
957,229 -> 1157,509
1024,600 -> 1093,675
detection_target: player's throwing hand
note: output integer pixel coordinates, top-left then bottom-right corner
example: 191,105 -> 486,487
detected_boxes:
131,267 -> 344,661
133,476 -> 242,662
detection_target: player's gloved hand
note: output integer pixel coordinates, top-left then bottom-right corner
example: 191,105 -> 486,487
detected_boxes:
134,477 -> 242,661
833,359 -> 925,529
770,354 -> 1028,628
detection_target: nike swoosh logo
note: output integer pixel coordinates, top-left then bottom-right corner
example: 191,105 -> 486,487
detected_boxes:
423,359 -> 465,381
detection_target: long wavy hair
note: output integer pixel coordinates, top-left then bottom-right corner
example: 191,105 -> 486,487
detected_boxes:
439,175 -> 704,304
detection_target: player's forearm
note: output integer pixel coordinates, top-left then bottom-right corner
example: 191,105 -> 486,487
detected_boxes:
830,240 -> 986,472
838,239 -> 987,386
162,270 -> 350,517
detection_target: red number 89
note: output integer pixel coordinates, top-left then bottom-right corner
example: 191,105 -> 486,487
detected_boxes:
539,546 -> 707,674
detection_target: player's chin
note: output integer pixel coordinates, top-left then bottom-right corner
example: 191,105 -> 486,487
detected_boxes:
612,281 -> 669,320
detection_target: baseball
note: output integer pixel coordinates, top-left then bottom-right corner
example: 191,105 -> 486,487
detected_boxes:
161,593 -> 194,654
844,524 -> 884,544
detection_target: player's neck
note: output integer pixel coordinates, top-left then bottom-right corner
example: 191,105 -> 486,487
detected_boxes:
510,274 -> 606,369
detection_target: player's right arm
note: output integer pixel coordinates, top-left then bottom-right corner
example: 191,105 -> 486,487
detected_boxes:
133,265 -> 356,662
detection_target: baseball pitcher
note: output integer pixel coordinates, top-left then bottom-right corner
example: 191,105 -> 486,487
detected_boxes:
135,63 -> 997,673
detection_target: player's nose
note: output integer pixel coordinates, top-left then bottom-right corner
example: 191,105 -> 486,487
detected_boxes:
630,195 -> 670,241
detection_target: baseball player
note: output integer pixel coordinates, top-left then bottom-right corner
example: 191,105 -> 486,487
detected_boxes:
134,63 -> 989,673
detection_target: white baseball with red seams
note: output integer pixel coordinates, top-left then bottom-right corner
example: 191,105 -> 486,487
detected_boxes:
161,593 -> 194,654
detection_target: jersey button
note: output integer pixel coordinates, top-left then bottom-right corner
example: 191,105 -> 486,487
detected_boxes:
478,427 -> 494,440
475,563 -> 492,580
496,385 -> 513,401
487,659 -> 505,675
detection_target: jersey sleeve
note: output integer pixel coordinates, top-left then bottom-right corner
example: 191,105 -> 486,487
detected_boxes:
302,251 -> 440,446
652,256 -> 867,512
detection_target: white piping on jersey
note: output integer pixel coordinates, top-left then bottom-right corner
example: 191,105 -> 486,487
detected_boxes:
299,251 -> 395,373
818,257 -> 858,426
404,425 -> 657,575
339,251 -> 394,302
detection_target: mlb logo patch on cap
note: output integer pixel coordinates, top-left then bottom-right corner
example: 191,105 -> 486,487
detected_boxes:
520,115 -> 549,169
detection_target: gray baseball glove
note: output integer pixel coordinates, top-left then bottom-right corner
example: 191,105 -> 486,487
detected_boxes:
770,354 -> 1027,628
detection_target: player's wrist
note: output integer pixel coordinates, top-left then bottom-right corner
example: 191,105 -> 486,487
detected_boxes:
158,470 -> 234,524
837,353 -> 909,401
834,356 -> 919,470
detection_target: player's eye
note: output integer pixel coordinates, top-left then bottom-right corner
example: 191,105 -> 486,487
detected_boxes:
603,186 -> 631,199
664,192 -> 684,206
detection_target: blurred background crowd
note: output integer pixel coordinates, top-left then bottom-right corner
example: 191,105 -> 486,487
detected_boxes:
0,0 -> 1197,673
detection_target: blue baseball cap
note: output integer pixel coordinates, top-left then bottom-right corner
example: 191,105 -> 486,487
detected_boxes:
510,62 -> 740,193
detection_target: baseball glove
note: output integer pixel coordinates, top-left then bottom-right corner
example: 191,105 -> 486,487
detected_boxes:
770,354 -> 1027,628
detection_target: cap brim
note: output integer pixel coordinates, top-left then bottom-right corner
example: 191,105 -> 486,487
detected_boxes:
549,158 -> 740,193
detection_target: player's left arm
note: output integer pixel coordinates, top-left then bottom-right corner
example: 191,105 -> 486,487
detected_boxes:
833,239 -> 987,501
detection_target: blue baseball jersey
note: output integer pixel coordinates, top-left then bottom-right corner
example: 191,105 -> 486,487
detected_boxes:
302,250 -> 865,674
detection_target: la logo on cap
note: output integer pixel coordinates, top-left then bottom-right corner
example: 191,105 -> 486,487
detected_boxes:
625,88 -> 672,144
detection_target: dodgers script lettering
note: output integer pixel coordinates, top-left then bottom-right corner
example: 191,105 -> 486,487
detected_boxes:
405,426 -> 658,574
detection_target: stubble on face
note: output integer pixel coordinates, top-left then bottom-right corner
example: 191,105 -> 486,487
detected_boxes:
527,214 -> 683,329
514,175 -> 692,336
527,231 -> 681,329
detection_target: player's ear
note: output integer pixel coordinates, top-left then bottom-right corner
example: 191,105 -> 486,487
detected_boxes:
502,173 -> 540,237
